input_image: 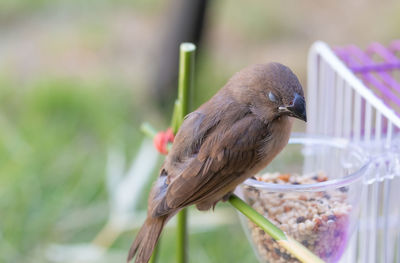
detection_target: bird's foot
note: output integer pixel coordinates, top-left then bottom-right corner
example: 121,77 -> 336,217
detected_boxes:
222,192 -> 233,202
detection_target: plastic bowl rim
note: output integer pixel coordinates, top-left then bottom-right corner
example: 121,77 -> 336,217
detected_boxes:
242,133 -> 370,192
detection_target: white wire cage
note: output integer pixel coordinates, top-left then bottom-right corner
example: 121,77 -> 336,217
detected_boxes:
307,41 -> 400,263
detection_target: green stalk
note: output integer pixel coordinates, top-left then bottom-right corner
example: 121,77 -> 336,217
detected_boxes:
141,122 -> 157,138
229,194 -> 325,263
175,42 -> 196,263
148,241 -> 159,263
228,194 -> 285,241
176,208 -> 188,263
176,43 -> 195,128
171,100 -> 181,134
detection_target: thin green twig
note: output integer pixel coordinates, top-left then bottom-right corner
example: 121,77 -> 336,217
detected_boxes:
175,42 -> 196,263
141,123 -> 157,138
176,208 -> 188,263
148,241 -> 159,263
229,194 -> 325,263
228,194 -> 286,241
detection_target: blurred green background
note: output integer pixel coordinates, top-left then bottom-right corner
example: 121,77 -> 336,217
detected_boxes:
1,0 -> 400,262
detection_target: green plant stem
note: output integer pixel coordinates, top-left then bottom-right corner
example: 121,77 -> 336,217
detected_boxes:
148,241 -> 159,263
228,194 -> 285,241
229,194 -> 325,263
176,208 -> 188,263
176,43 -> 195,127
141,123 -> 157,138
171,100 -> 181,134
175,42 -> 196,263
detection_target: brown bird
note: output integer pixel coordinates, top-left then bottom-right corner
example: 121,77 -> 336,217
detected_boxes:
128,62 -> 307,263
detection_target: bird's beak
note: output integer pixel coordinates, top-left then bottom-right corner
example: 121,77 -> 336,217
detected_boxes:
278,93 -> 307,122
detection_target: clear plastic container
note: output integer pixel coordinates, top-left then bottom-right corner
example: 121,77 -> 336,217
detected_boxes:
236,134 -> 370,263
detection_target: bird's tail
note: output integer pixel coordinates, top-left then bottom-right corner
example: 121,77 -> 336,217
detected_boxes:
127,216 -> 167,263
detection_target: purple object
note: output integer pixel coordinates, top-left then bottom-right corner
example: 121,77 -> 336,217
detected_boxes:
334,41 -> 400,115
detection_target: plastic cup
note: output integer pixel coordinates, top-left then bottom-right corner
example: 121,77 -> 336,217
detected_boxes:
236,134 -> 370,263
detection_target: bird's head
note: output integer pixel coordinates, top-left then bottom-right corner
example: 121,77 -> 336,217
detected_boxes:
229,62 -> 307,123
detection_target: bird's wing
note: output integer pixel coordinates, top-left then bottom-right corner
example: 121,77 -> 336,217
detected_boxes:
152,114 -> 268,217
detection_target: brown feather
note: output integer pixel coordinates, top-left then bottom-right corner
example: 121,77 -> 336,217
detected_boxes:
127,216 -> 168,263
127,62 -> 305,262
158,115 -> 269,214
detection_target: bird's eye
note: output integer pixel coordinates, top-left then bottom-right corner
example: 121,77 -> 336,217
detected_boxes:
268,92 -> 277,102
